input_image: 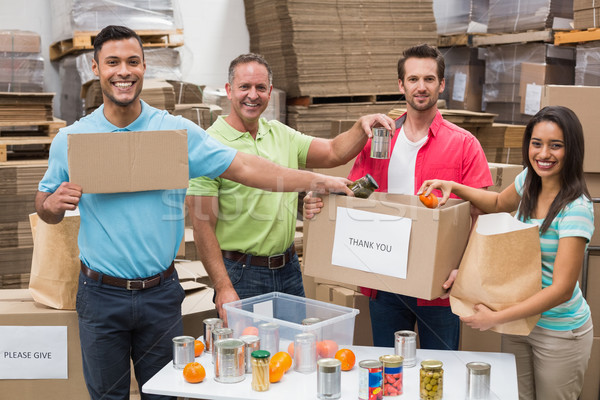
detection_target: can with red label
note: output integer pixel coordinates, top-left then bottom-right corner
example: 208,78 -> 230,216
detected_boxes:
379,355 -> 403,396
358,359 -> 383,400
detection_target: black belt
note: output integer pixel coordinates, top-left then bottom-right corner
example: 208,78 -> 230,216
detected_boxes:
80,261 -> 175,290
221,245 -> 296,270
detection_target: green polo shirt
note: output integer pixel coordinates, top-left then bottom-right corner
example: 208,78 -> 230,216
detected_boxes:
187,116 -> 314,255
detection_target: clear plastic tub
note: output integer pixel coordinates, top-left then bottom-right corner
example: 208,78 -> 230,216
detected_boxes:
223,292 -> 359,356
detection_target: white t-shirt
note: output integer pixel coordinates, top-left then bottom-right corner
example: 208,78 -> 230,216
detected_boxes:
387,126 -> 428,194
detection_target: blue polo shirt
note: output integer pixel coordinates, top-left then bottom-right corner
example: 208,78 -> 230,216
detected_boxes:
39,101 -> 236,278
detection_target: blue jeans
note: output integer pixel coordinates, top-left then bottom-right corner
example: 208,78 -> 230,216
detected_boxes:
223,253 -> 305,300
76,269 -> 185,400
369,290 -> 460,350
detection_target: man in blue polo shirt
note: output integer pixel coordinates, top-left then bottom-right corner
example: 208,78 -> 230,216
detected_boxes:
35,25 -> 352,400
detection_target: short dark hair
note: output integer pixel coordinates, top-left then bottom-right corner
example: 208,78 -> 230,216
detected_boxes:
519,105 -> 590,232
93,25 -> 144,62
397,44 -> 445,81
228,53 -> 273,85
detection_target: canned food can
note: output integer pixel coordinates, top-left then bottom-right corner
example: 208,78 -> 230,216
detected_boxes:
258,322 -> 279,356
466,362 -> 491,400
302,317 -> 321,325
171,336 -> 195,369
317,358 -> 342,399
379,355 -> 403,396
420,359 -> 443,400
203,317 -> 223,353
214,338 -> 246,383
371,127 -> 392,159
211,327 -> 233,363
294,332 -> 317,374
394,330 -> 417,367
358,360 -> 383,400
239,335 -> 260,374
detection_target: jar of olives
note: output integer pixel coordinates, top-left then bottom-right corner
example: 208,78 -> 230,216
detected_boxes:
347,174 -> 379,199
419,360 -> 443,400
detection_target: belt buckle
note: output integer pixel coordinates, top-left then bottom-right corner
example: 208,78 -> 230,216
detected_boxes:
267,253 -> 286,270
126,280 -> 143,290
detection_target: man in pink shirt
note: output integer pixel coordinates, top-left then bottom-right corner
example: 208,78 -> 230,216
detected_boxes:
305,44 -> 492,349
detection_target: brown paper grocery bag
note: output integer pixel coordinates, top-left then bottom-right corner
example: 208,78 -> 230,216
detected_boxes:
450,212 -> 541,335
28,212 -> 81,310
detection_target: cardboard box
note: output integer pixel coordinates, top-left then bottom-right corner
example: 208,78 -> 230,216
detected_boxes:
0,290 -> 87,399
519,63 -> 574,115
68,130 -> 189,193
0,30 -> 40,53
585,254 -> 600,332
315,283 -> 373,346
487,163 -> 523,193
181,284 -> 217,339
541,85 -> 600,173
175,260 -> 212,287
304,193 -> 471,300
448,64 -> 484,112
586,173 -> 600,197
581,337 -> 600,400
459,323 -> 501,353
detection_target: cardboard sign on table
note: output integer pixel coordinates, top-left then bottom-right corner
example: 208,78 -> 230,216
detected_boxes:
450,212 -> 541,335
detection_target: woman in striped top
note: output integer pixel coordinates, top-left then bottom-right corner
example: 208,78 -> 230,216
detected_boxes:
419,105 -> 594,400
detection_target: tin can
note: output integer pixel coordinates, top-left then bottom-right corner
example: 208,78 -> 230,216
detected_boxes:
302,317 -> 321,325
358,359 -> 383,400
239,335 -> 260,374
214,338 -> 245,383
211,327 -> 233,363
171,336 -> 195,369
251,350 -> 270,392
419,360 -> 443,400
347,174 -> 379,199
294,332 -> 317,374
371,127 -> 392,159
258,322 -> 279,356
317,358 -> 341,399
394,330 -> 417,367
379,355 -> 403,396
203,317 -> 223,354
466,362 -> 491,400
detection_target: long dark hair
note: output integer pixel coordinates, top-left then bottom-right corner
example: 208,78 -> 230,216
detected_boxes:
519,106 -> 590,232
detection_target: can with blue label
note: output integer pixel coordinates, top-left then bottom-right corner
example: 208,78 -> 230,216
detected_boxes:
358,359 -> 383,400
379,355 -> 403,396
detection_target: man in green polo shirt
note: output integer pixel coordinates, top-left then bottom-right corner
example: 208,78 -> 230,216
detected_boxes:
186,53 -> 393,322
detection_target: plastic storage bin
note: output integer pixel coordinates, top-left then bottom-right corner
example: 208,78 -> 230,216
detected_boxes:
223,292 -> 359,355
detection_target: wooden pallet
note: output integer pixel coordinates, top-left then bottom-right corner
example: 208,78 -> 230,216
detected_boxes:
287,93 -> 403,107
472,29 -> 555,46
554,28 -> 600,45
0,117 -> 66,138
50,29 -> 184,61
0,118 -> 65,162
437,33 -> 489,48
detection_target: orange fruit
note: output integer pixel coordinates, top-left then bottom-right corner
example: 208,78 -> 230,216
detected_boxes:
317,340 -> 339,358
194,340 -> 205,357
419,193 -> 439,209
335,348 -> 356,371
183,362 -> 206,383
271,351 -> 292,372
242,326 -> 259,336
269,358 -> 285,383
287,342 -> 294,358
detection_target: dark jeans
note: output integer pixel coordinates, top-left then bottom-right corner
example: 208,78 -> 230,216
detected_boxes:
76,269 -> 185,400
223,252 -> 305,300
369,290 -> 460,350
